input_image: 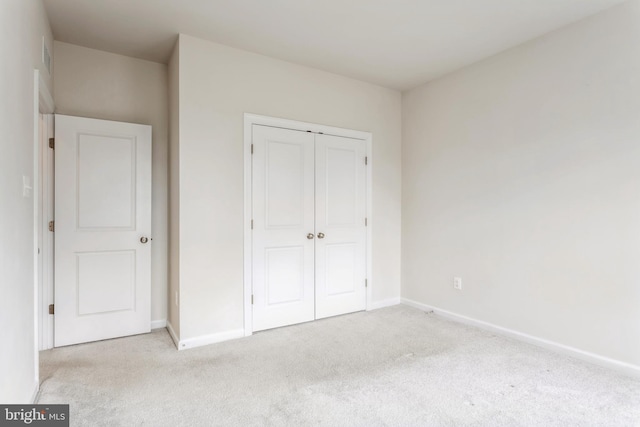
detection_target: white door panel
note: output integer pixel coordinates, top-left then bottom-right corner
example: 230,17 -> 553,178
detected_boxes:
54,115 -> 151,347
76,250 -> 135,315
315,134 -> 367,319
76,134 -> 136,229
252,125 -> 315,331
251,125 -> 367,331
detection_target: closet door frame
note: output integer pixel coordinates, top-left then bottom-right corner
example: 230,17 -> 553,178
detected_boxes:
243,113 -> 373,337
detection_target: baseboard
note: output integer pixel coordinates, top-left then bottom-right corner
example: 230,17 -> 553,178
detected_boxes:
166,321 -> 179,349
177,329 -> 245,351
368,297 -> 401,311
151,319 -> 167,329
401,298 -> 640,378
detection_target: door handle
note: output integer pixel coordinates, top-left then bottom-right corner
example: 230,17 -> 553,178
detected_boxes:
317,233 -> 325,239
307,233 -> 314,240
140,236 -> 150,244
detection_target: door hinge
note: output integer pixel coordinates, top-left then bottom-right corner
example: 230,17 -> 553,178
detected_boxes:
48,220 -> 54,232
251,144 -> 254,154
365,156 -> 368,165
49,138 -> 54,149
365,218 -> 368,226
251,295 -> 254,305
251,219 -> 254,230
365,279 -> 368,288
48,304 -> 54,315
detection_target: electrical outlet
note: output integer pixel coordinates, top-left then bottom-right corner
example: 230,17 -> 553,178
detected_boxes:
453,277 -> 462,290
175,291 -> 179,306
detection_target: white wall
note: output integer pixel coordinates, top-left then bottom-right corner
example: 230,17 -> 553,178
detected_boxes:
402,0 -> 640,366
52,42 -> 169,325
0,0 -> 54,402
172,34 -> 402,342
167,40 -> 181,336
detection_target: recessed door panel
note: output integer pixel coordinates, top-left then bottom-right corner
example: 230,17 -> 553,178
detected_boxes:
77,134 -> 136,230
325,243 -> 357,296
77,251 -> 135,315
325,147 -> 357,227
265,246 -> 305,305
266,141 -> 305,228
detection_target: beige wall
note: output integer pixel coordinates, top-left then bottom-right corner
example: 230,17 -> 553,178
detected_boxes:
0,0 -> 54,402
402,0 -> 640,366
167,41 -> 180,335
173,34 -> 402,341
53,42 -> 169,324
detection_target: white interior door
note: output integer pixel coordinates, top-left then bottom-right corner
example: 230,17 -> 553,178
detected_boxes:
54,115 -> 152,347
252,125 -> 316,331
315,134 -> 367,319
251,123 -> 367,331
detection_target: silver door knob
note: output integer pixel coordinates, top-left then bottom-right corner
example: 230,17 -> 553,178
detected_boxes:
317,233 -> 325,239
140,237 -> 149,243
307,233 -> 314,239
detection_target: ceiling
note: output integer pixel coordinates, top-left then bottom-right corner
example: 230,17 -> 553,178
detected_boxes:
43,0 -> 626,91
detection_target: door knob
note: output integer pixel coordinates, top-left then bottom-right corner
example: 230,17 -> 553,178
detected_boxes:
140,237 -> 149,244
317,233 -> 325,239
307,233 -> 314,239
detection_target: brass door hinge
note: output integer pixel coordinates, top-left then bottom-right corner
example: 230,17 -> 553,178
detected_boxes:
49,138 -> 54,149
48,304 -> 54,315
48,221 -> 54,232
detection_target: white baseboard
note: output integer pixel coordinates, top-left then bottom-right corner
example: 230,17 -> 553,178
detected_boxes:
151,319 -> 167,329
401,298 -> 640,378
177,329 -> 245,351
368,297 -> 401,311
166,321 -> 179,349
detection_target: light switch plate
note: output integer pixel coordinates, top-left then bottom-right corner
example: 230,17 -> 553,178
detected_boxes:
23,176 -> 32,198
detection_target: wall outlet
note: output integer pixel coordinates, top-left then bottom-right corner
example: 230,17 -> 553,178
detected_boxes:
453,277 -> 462,290
175,291 -> 179,306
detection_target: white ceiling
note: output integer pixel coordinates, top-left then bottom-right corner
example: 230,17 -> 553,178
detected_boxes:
43,0 -> 626,91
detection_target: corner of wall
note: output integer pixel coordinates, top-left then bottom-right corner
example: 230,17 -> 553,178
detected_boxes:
167,35 -> 181,338
166,321 -> 180,350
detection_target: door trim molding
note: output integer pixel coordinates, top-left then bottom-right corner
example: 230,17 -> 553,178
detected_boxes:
38,113 -> 54,351
35,70 -> 55,356
243,113 -> 373,337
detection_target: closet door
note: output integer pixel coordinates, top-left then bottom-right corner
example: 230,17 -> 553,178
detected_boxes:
252,125 -> 316,331
314,134 -> 367,319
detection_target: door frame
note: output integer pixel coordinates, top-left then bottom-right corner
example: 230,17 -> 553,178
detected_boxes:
37,113 -> 54,350
34,70 -> 55,354
243,113 -> 373,337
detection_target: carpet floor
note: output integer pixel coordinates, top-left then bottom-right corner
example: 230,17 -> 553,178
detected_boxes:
38,305 -> 640,426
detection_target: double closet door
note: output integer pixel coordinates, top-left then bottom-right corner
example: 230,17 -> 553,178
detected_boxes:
252,124 -> 367,332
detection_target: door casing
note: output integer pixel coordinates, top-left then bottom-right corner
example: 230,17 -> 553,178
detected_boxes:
243,113 -> 373,336
35,70 -> 55,352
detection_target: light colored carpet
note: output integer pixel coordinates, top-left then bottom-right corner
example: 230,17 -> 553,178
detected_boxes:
38,305 -> 640,426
